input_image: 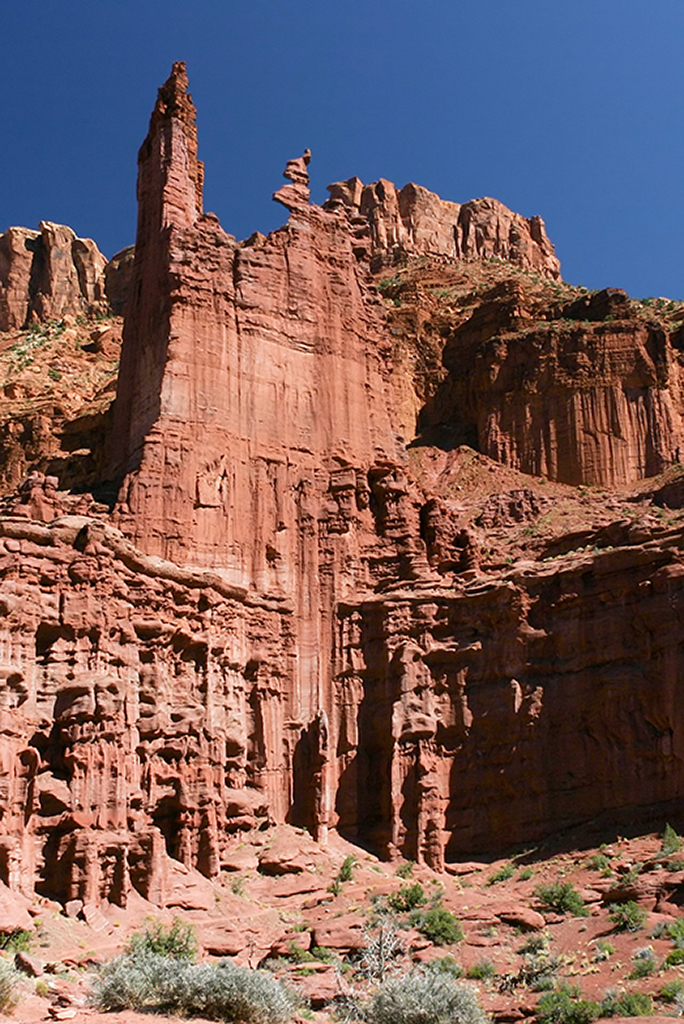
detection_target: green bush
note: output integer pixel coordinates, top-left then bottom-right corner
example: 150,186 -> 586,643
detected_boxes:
518,866 -> 535,881
286,942 -> 315,964
0,929 -> 32,953
599,990 -> 652,1017
388,882 -> 427,912
586,854 -> 611,875
466,959 -> 497,980
518,935 -> 549,956
338,855 -> 356,882
608,901 -> 646,932
417,908 -> 464,946
310,945 -> 336,963
590,940 -> 614,963
664,948 -> 684,967
127,917 -> 197,961
426,956 -> 463,978
366,970 -> 488,1024
488,863 -> 515,885
0,959 -> 19,1013
660,978 -> 684,1003
661,823 -> 682,856
628,946 -> 657,978
535,883 -> 588,917
92,951 -> 296,1023
395,861 -> 415,879
535,984 -> 599,1024
664,917 -> 684,947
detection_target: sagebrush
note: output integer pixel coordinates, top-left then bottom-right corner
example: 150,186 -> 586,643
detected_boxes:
366,970 -> 488,1024
92,950 -> 296,1023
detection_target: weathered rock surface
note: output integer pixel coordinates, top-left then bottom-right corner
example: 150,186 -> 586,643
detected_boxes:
421,281 -> 684,486
0,222 -> 109,330
2,60 -> 684,923
326,177 -> 561,277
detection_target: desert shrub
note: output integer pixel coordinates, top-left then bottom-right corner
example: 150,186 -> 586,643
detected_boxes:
338,855 -> 356,882
0,959 -> 20,1013
395,861 -> 415,879
535,883 -> 588,917
590,940 -> 614,963
586,854 -> 611,875
621,862 -> 643,885
366,970 -> 488,1024
230,875 -> 246,896
499,938 -> 560,994
664,917 -> 684,947
466,959 -> 497,980
388,882 -> 426,912
660,978 -> 684,1003
599,989 -> 652,1017
664,948 -> 684,967
310,945 -> 337,964
518,866 -> 535,881
92,951 -> 295,1023
426,956 -> 463,978
93,951 -> 185,1012
180,961 -> 296,1024
286,942 -> 316,964
666,859 -> 684,871
535,984 -> 599,1024
0,929 -> 32,953
628,946 -> 657,978
488,863 -> 515,885
417,908 -> 464,946
661,823 -> 682,856
357,919 -> 405,983
518,934 -> 549,956
608,900 -> 646,932
127,917 -> 197,961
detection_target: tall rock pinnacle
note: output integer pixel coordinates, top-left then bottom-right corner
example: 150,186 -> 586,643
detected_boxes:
138,60 -> 204,234
111,61 -> 206,478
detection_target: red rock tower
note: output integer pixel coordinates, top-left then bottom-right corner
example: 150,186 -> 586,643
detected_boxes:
111,61 -> 205,478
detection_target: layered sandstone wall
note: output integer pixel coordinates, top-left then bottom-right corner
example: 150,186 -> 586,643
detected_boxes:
1,510 -> 683,904
422,284 -> 684,486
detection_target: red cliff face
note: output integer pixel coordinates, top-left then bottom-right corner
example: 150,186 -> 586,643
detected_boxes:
422,283 -> 684,486
1,64 -> 684,912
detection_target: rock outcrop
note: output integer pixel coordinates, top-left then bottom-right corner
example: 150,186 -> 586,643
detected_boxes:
1,61 -> 684,914
421,281 -> 684,486
0,222 -> 109,330
326,177 -> 561,278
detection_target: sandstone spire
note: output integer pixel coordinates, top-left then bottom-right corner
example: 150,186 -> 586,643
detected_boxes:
110,61 -> 206,479
137,60 -> 204,233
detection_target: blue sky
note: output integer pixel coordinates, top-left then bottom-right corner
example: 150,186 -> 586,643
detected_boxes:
3,1 -> 684,298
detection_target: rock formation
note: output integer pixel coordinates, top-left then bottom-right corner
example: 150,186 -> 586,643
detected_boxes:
0,222 -> 109,330
421,282 -> 684,486
1,61 -> 684,914
326,177 -> 561,277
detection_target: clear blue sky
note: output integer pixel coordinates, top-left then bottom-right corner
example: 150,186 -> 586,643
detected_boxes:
3,1 -> 684,298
